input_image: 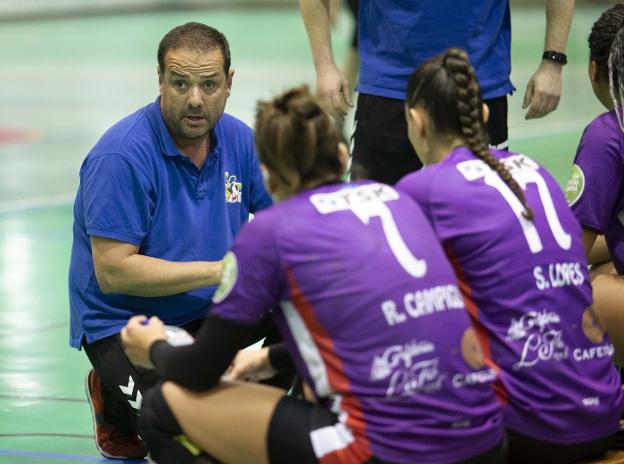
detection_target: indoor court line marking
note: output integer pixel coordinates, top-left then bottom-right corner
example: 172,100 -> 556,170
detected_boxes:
0,118 -> 592,216
0,192 -> 74,214
510,117 -> 589,140
0,448 -> 147,463
0,394 -> 87,403
0,433 -> 91,439
0,320 -> 69,339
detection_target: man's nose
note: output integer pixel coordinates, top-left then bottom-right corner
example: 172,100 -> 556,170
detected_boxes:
188,86 -> 202,107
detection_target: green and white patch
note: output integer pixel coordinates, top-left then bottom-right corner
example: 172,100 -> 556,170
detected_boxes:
564,164 -> 585,206
212,252 -> 238,304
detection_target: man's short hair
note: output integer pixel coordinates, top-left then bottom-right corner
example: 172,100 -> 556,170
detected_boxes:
157,22 -> 231,75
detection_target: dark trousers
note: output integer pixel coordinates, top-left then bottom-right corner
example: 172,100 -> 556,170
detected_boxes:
83,318 -> 205,435
351,93 -> 508,185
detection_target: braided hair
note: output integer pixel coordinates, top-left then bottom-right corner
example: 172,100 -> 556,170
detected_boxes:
406,48 -> 533,220
589,4 -> 624,82
610,27 -> 624,132
254,86 -> 343,198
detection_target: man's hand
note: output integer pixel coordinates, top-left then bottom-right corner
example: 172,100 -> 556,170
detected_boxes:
522,60 -> 563,120
223,347 -> 277,382
317,64 -> 353,120
121,316 -> 167,369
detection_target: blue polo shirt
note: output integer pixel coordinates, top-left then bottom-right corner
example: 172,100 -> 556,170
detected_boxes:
358,0 -> 515,100
68,97 -> 272,348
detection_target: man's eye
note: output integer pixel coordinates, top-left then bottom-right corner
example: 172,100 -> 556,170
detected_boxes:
204,81 -> 215,90
174,81 -> 187,89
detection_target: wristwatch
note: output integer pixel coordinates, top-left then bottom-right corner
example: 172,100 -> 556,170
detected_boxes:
542,51 -> 568,65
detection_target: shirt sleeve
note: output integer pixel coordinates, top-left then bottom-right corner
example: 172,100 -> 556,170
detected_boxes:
210,213 -> 282,324
80,153 -> 154,244
248,143 -> 273,213
566,116 -> 623,234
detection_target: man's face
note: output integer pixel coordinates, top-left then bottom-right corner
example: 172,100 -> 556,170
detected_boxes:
159,47 -> 233,142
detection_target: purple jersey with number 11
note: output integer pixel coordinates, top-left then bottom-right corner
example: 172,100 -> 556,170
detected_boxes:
211,181 -> 502,464
397,147 -> 624,444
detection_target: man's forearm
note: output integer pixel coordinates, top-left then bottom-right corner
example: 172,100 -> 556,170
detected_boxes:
98,255 -> 222,297
544,0 -> 574,52
299,0 -> 336,70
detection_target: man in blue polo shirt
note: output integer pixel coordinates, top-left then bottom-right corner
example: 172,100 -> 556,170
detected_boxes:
300,0 -> 574,184
68,22 -> 272,459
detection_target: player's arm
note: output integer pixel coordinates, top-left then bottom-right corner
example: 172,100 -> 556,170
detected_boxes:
122,314 -> 262,390
299,0 -> 352,118
585,232 -> 612,267
523,0 -> 574,119
91,236 -> 222,297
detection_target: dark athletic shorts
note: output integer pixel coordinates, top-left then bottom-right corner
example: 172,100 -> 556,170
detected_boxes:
267,395 -> 506,464
351,93 -> 508,185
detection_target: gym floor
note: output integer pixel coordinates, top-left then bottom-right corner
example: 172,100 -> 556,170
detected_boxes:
0,5 -> 607,463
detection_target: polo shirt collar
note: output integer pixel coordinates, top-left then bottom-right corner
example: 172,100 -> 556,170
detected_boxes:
147,96 -> 221,162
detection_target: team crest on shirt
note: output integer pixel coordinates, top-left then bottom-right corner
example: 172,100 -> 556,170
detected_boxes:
212,252 -> 238,304
564,164 -> 585,206
224,172 -> 242,203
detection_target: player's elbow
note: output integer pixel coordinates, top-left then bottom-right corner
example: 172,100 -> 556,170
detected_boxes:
94,264 -> 125,294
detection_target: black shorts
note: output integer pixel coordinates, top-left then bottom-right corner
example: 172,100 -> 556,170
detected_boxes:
507,429 -> 614,464
351,93 -> 508,185
346,0 -> 359,49
267,395 -> 506,464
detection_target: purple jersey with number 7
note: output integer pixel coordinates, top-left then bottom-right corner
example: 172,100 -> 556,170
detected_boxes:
210,181 -> 503,464
396,147 -> 624,444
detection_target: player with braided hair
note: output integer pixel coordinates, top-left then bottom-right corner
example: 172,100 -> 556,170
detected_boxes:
565,5 -> 624,366
120,86 -> 505,464
397,48 -> 624,464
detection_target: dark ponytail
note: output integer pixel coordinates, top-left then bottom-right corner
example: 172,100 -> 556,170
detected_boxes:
406,48 -> 533,220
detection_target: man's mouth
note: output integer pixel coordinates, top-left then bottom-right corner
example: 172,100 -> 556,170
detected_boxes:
184,115 -> 206,125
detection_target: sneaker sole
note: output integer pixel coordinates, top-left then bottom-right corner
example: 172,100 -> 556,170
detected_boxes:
84,371 -> 138,460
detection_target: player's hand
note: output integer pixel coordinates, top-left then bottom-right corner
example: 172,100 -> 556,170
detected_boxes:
522,60 -> 563,120
121,316 -> 167,369
223,347 -> 277,382
316,64 -> 353,120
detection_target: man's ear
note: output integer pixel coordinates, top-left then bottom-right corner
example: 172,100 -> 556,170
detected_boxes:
226,69 -> 235,96
157,65 -> 164,90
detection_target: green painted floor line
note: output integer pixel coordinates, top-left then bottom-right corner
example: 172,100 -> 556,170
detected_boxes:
0,449 -> 146,463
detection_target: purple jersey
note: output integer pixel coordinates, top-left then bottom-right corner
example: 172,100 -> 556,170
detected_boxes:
396,147 -> 624,444
211,181 -> 502,464
566,110 -> 624,273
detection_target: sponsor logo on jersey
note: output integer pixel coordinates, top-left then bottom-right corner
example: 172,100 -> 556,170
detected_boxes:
506,309 -> 569,370
212,252 -> 238,304
564,164 -> 585,206
370,340 -> 443,398
224,172 -> 242,203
